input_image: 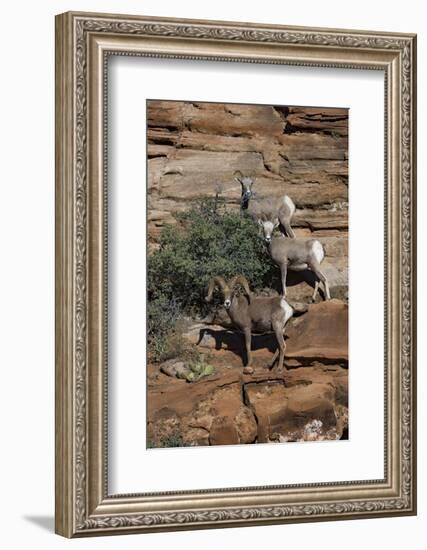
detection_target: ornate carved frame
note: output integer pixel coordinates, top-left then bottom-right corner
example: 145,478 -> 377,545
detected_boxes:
55,11 -> 417,537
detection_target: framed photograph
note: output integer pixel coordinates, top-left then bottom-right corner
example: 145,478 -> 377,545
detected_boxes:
55,11 -> 417,537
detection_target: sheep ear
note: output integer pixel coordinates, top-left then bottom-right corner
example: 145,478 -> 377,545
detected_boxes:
234,170 -> 244,184
274,219 -> 280,228
258,218 -> 263,226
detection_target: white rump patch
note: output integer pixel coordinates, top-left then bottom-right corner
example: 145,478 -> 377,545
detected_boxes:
283,195 -> 296,215
280,298 -> 294,324
312,240 -> 325,264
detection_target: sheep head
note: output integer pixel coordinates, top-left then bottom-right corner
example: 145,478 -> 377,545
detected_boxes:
258,211 -> 280,243
205,275 -> 251,310
234,171 -> 255,202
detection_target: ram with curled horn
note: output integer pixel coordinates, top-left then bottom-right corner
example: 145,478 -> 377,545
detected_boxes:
205,275 -> 293,374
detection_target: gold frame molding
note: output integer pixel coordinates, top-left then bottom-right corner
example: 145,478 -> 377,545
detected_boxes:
55,11 -> 417,537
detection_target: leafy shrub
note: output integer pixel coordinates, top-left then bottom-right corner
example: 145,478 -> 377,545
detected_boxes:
147,304 -> 210,364
160,434 -> 188,448
148,327 -> 187,363
147,296 -> 183,361
147,295 -> 181,340
147,434 -> 188,448
148,195 -> 278,320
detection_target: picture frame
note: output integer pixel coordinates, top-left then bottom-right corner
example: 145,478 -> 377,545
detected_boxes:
55,11 -> 417,537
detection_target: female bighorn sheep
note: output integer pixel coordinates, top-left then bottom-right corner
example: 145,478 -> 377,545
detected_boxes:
259,217 -> 331,301
205,275 -> 293,374
235,172 -> 296,238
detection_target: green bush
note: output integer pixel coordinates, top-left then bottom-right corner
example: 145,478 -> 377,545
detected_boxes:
148,326 -> 187,363
147,301 -> 211,363
160,434 -> 187,448
148,195 -> 278,319
147,434 -> 188,448
147,296 -> 183,361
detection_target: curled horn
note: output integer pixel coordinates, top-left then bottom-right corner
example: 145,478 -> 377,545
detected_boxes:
229,275 -> 252,302
205,276 -> 228,302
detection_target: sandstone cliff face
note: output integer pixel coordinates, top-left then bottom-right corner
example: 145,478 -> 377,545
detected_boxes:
147,100 -> 348,301
148,101 -> 348,229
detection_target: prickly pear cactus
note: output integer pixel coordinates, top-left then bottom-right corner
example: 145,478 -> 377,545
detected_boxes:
187,356 -> 215,382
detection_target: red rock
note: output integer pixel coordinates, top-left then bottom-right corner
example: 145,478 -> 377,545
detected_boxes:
235,407 -> 258,444
209,416 -> 240,446
285,107 -> 349,136
147,100 -> 349,250
244,381 -> 289,443
147,359 -> 348,446
286,299 -> 348,361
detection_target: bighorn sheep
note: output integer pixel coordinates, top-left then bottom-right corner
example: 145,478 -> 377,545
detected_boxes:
235,172 -> 296,238
205,275 -> 294,373
259,217 -> 331,301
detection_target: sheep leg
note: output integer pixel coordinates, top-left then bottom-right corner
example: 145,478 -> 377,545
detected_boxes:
243,327 -> 252,367
270,348 -> 279,369
280,262 -> 288,297
309,260 -> 331,300
273,323 -> 287,372
312,280 -> 320,301
281,218 -> 296,239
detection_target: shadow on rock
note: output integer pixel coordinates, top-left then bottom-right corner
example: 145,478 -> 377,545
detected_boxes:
196,327 -> 278,356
